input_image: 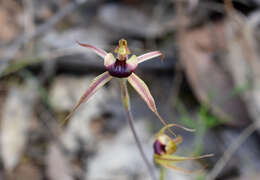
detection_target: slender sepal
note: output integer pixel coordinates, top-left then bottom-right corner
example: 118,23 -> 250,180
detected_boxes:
155,154 -> 212,174
61,72 -> 113,126
156,159 -> 207,174
164,164 -> 199,174
77,41 -> 107,59
155,154 -> 214,163
127,72 -> 158,115
127,73 -> 175,136
137,51 -> 164,64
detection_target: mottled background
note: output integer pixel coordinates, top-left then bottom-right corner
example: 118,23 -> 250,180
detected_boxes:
0,0 -> 260,180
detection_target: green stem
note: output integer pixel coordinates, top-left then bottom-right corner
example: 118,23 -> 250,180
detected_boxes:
120,79 -> 157,180
160,167 -> 166,180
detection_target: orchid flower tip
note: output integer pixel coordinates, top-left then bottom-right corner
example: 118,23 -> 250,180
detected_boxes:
160,53 -> 164,62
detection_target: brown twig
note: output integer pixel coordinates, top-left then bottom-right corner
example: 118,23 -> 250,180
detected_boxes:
206,121 -> 260,180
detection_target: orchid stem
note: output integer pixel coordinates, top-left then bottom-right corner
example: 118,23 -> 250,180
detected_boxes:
120,79 -> 157,180
160,167 -> 166,180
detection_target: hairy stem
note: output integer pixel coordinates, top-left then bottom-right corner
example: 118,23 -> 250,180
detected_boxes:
120,79 -> 157,180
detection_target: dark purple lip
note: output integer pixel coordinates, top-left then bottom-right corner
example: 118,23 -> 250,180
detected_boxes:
153,140 -> 166,155
106,60 -> 135,78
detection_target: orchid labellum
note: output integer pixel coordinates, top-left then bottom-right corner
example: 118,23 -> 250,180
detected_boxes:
153,124 -> 213,176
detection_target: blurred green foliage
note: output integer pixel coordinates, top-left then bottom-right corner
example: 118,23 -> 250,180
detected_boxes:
176,101 -> 222,156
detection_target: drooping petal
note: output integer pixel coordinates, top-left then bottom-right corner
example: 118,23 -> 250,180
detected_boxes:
156,156 -> 192,174
155,154 -> 214,163
127,73 -> 175,135
104,53 -> 116,67
156,158 -> 190,174
137,51 -> 164,64
155,154 -> 213,174
127,73 -> 156,113
61,71 -> 113,126
127,72 -> 157,115
164,164 -> 198,174
77,41 -> 107,59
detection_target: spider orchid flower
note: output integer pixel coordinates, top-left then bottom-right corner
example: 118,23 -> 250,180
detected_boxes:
153,124 -> 214,174
63,39 -> 172,133
62,39 -> 186,180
